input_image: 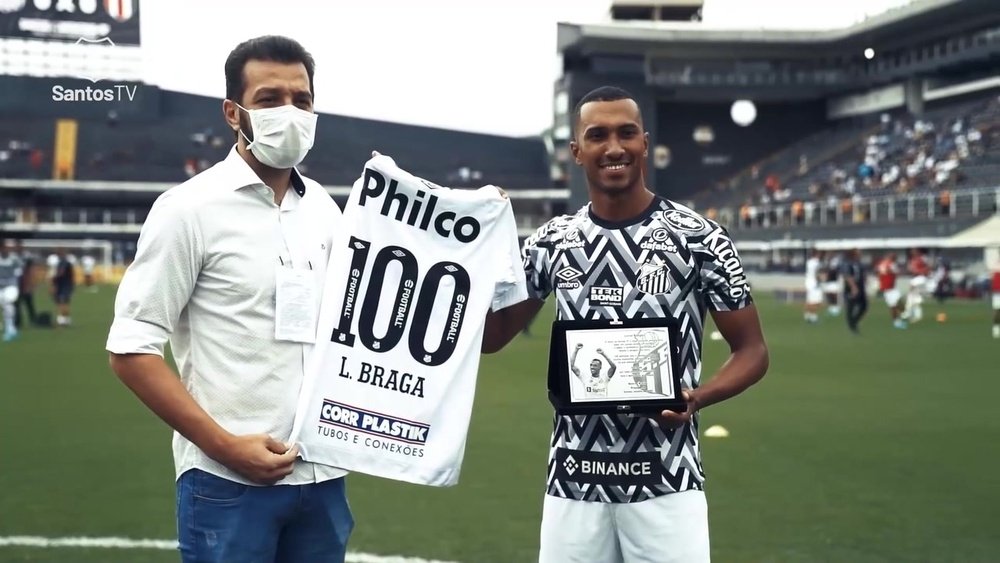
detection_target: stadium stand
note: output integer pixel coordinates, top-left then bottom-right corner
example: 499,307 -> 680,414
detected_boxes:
0,85 -> 551,190
704,93 -> 999,210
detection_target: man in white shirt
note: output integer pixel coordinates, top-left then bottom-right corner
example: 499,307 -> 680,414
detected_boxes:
80,254 -> 97,292
106,36 -> 352,563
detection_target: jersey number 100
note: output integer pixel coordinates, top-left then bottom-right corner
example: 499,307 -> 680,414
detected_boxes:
331,236 -> 471,366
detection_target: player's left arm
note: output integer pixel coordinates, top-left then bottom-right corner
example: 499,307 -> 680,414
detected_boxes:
698,306 -> 768,408
659,220 -> 769,427
660,306 -> 768,427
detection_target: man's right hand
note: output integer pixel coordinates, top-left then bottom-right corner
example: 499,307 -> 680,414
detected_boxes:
212,434 -> 299,485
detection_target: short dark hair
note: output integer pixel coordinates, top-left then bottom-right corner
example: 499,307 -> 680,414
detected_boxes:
572,86 -> 641,132
224,35 -> 315,103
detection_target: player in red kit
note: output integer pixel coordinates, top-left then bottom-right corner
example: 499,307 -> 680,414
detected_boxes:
876,253 -> 906,329
991,269 -> 1000,339
903,248 -> 931,323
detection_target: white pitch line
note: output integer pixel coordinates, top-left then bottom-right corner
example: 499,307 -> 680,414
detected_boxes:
0,536 -> 459,563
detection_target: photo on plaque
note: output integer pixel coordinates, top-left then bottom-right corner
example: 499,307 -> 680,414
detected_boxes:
565,327 -> 675,403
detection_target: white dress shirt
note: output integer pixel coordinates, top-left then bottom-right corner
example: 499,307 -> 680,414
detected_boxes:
107,147 -> 347,485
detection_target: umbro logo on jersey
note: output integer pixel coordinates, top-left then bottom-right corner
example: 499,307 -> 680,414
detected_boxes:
636,261 -> 671,295
663,210 -> 707,233
640,228 -> 677,252
555,266 -> 584,289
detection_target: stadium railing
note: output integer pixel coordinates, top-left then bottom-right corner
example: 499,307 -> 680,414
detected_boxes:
709,185 -> 1000,231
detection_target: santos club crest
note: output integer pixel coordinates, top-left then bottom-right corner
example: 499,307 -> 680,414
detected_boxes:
636,260 -> 671,295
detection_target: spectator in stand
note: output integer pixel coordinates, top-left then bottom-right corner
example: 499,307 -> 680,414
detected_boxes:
938,190 -> 952,216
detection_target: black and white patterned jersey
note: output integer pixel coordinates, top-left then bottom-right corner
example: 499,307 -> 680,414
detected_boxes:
523,197 -> 753,503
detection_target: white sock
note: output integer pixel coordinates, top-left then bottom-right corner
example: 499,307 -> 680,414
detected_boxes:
2,303 -> 14,334
993,325 -> 999,338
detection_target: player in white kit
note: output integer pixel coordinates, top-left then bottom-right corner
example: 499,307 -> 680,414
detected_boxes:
0,240 -> 23,342
804,248 -> 824,323
570,343 -> 618,397
81,254 -> 97,292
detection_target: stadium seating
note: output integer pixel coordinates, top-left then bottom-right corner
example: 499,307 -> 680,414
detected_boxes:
0,86 -> 551,190
694,93 -> 1000,217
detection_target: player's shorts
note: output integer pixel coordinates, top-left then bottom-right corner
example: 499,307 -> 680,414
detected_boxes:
1,285 -> 18,306
823,281 -> 840,294
993,293 -> 1000,310
54,285 -> 73,305
909,275 -> 928,293
539,490 -> 709,563
806,286 -> 824,305
883,288 -> 901,307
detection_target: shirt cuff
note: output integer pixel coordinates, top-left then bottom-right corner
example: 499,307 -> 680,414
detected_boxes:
106,317 -> 170,356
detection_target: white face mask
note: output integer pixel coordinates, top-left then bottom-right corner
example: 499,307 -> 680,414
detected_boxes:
236,103 -> 317,169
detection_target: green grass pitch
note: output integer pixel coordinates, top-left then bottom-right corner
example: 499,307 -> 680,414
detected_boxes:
0,287 -> 998,562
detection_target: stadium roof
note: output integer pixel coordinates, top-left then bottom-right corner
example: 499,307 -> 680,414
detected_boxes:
558,0 -> 1000,58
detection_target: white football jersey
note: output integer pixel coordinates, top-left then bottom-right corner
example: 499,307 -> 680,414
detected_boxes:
291,155 -> 527,487
805,257 -> 821,289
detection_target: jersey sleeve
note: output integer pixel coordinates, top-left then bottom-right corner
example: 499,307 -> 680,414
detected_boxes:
491,201 -> 530,311
520,219 -> 558,301
106,191 -> 203,356
690,221 -> 753,312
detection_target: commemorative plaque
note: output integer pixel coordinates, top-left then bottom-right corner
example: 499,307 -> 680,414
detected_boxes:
547,317 -> 686,415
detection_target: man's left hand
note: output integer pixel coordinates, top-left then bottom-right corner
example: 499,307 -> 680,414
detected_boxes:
656,389 -> 699,428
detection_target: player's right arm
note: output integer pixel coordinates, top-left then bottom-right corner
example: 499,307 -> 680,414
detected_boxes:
569,343 -> 584,380
482,218 -> 561,353
482,298 -> 544,353
106,193 -> 296,485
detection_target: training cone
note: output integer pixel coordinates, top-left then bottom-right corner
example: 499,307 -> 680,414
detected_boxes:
704,425 -> 729,438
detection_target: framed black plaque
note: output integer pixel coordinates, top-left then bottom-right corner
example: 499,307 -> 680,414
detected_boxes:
547,317 -> 686,415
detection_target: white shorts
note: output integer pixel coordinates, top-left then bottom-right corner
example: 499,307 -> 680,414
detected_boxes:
993,293 -> 1000,310
823,281 -> 840,295
806,287 -> 824,305
1,285 -> 18,306
539,490 -> 710,563
909,276 -> 928,293
883,288 -> 901,307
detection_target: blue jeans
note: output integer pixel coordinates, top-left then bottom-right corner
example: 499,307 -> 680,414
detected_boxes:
176,469 -> 354,563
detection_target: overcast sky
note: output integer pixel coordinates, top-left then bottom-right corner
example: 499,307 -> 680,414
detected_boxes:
139,0 -> 914,137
